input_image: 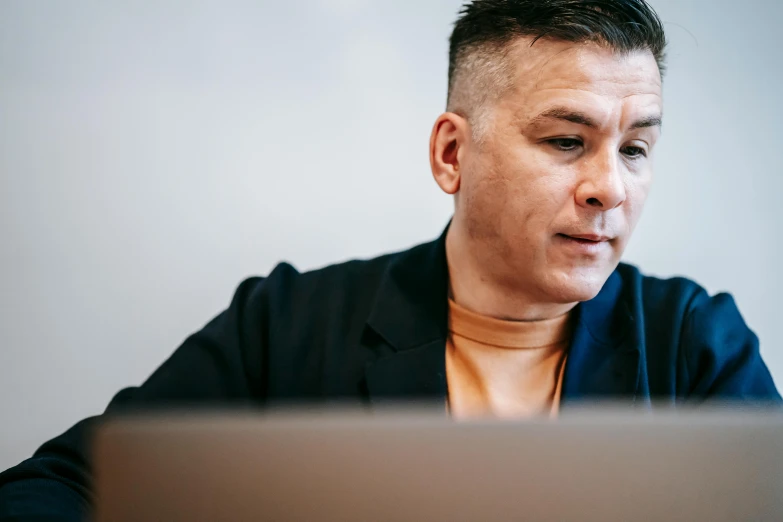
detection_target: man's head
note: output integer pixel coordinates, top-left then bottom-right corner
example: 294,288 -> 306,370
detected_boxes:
430,0 -> 666,311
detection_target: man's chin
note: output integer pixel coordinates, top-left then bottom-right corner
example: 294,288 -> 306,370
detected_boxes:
543,267 -> 611,304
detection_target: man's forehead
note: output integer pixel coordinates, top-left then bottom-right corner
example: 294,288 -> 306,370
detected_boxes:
505,37 -> 662,99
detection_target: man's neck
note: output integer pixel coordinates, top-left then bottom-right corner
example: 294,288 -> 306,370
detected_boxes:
445,225 -> 577,322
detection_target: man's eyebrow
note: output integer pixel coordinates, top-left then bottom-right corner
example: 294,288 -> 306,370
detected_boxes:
527,108 -> 663,131
629,115 -> 663,129
529,108 -> 599,128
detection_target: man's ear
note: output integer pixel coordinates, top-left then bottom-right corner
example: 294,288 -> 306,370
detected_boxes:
429,112 -> 470,195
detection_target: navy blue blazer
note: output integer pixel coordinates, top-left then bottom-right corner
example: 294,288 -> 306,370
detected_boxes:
0,227 -> 780,520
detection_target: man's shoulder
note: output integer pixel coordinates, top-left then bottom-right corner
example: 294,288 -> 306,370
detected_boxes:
614,261 -> 710,316
267,242 -> 418,291
615,261 -> 751,341
614,264 -> 779,400
612,262 -> 752,371
235,239 -> 431,317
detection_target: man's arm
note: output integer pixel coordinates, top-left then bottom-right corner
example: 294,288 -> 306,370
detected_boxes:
0,275 -> 271,521
681,290 -> 781,402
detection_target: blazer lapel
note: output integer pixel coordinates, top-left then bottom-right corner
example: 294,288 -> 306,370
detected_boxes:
561,270 -> 642,408
362,225 -> 451,405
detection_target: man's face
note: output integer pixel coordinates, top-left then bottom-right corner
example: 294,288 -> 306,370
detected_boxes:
455,39 -> 663,304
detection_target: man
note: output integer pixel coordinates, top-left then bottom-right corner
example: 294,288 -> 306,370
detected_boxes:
1,0 -> 780,519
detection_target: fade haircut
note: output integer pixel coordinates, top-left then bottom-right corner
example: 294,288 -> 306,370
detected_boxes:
447,0 -> 667,141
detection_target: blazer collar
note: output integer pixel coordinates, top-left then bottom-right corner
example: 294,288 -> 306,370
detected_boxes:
364,225 -> 450,403
560,270 -> 641,406
364,224 -> 640,404
365,225 -> 450,353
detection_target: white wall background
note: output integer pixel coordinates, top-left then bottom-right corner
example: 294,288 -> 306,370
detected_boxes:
1,0 -> 780,469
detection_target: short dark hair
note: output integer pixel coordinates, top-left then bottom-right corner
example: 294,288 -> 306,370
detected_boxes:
447,0 -> 667,131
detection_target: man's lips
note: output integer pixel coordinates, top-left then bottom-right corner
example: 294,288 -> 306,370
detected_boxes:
555,233 -> 612,255
557,233 -> 612,242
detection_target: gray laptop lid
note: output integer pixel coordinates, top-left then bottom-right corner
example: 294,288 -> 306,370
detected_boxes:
93,409 -> 783,522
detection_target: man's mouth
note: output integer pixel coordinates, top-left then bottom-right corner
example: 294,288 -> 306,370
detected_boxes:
557,233 -> 611,243
555,233 -> 612,254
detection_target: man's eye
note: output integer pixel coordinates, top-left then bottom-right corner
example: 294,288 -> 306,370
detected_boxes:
621,145 -> 647,159
548,138 -> 582,151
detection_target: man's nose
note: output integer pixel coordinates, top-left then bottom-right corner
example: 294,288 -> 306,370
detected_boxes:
575,148 -> 626,210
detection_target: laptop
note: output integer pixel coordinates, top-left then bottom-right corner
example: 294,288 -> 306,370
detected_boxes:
93,407 -> 783,521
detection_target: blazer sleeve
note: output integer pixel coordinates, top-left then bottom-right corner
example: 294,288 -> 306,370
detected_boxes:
0,275 -> 273,522
681,289 -> 781,402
